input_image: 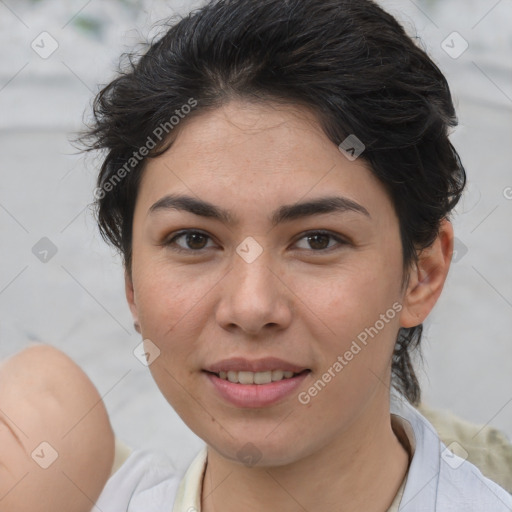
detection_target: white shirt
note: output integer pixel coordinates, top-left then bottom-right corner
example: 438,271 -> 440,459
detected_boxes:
94,394 -> 512,511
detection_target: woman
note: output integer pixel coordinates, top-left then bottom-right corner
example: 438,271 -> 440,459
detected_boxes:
86,0 -> 512,510
3,0 -> 511,510
80,0 -> 512,509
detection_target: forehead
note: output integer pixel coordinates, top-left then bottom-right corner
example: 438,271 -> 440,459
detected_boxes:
135,100 -> 395,223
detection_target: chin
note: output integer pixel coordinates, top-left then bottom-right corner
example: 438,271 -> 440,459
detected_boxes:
204,429 -> 310,468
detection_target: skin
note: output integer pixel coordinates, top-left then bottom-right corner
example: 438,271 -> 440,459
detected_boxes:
125,99 -> 454,512
0,344 -> 115,512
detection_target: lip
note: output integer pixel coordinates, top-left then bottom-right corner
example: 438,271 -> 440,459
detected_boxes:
203,357 -> 309,373
204,370 -> 310,408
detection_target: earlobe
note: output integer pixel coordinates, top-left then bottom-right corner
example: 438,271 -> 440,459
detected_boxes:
124,269 -> 141,334
399,219 -> 454,328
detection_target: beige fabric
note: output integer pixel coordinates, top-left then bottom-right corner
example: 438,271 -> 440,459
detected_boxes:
388,473 -> 407,512
171,412 -> 414,511
170,443 -> 409,512
417,402 -> 512,493
387,412 -> 415,511
109,437 -> 133,478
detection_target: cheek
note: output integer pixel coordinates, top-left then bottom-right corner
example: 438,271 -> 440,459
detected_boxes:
296,268 -> 401,419
133,266 -> 211,413
293,259 -> 402,401
297,257 -> 401,336
134,262 -> 213,334
132,262 -> 225,386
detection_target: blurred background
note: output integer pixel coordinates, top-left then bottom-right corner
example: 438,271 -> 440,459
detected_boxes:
1,0 -> 511,474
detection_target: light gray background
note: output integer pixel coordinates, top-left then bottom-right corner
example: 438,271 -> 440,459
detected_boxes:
1,0 -> 511,474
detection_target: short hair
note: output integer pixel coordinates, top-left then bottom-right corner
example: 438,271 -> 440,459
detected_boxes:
80,0 -> 466,405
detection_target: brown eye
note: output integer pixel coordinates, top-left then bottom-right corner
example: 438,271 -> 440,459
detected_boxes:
164,230 -> 214,252
186,232 -> 208,249
294,231 -> 347,252
306,233 -> 330,250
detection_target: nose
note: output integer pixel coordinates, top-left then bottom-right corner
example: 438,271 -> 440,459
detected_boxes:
215,250 -> 293,336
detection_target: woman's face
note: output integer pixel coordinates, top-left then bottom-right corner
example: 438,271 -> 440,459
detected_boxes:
127,100 -> 410,465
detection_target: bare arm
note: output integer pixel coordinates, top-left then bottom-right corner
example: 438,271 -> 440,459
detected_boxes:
0,344 -> 115,512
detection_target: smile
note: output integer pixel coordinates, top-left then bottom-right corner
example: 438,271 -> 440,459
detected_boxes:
213,369 -> 308,384
203,370 -> 311,408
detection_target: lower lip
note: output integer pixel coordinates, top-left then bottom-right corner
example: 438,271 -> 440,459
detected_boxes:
204,371 -> 310,408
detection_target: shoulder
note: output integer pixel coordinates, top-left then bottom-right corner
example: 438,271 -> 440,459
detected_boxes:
0,344 -> 115,511
437,454 -> 512,510
390,395 -> 512,511
95,449 -> 182,511
418,401 -> 512,493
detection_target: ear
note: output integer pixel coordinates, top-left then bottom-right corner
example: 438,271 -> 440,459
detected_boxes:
125,269 -> 141,334
399,219 -> 454,328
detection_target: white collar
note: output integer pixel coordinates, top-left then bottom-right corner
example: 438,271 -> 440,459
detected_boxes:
172,392 -> 512,512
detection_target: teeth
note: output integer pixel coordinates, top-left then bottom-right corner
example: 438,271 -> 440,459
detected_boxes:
217,369 -> 298,384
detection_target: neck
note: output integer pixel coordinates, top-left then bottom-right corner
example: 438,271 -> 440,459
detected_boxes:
201,392 -> 410,512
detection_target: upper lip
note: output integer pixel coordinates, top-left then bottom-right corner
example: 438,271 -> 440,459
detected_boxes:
203,357 -> 310,374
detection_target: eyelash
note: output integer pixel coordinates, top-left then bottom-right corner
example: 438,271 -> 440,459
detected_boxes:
162,229 -> 349,254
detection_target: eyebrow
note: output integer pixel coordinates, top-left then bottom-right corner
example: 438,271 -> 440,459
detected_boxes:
148,193 -> 370,227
